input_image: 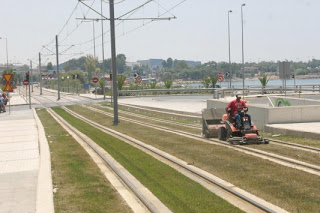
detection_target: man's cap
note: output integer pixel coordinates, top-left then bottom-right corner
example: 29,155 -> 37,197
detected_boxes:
236,91 -> 242,97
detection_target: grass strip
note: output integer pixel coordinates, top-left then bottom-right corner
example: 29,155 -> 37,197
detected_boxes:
99,102 -> 201,125
90,104 -> 200,135
68,105 -> 320,213
92,104 -> 320,165
36,109 -> 132,213
261,132 -> 320,149
53,107 -> 242,213
248,143 -> 320,166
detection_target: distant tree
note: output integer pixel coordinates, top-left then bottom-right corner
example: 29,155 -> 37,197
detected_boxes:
202,77 -> 211,88
85,55 -> 98,83
47,62 -> 53,71
167,58 -> 173,68
209,75 -> 217,88
149,81 -> 157,89
117,75 -> 126,90
164,80 -> 173,89
116,54 -> 127,74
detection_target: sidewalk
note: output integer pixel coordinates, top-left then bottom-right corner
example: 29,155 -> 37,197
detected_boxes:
0,92 -> 53,213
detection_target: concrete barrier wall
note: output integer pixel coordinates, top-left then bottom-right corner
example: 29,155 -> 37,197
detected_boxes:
207,99 -> 320,130
269,96 -> 320,107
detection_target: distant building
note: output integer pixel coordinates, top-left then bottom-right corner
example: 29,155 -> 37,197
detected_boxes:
126,62 -> 141,69
137,59 -> 163,70
137,59 -> 202,69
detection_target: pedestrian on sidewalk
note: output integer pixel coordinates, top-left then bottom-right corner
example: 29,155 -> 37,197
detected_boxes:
0,95 -> 6,112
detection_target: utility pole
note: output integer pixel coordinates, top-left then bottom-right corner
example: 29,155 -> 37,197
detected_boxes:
30,61 -> 33,92
109,0 -> 119,125
228,10 -> 232,88
241,3 -> 246,91
28,62 -> 32,109
101,0 -> 106,100
39,53 -> 42,95
56,35 -> 60,100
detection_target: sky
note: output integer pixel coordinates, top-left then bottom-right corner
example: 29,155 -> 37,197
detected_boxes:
0,0 -> 320,66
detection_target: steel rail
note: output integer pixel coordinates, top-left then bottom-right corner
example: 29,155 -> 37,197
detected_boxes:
63,106 -> 277,213
267,138 -> 320,152
47,108 -> 159,213
97,103 -> 320,154
85,106 -> 320,175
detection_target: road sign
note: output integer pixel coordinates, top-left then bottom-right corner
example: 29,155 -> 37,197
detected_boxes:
218,72 -> 223,77
218,76 -> 224,82
225,72 -> 230,77
23,80 -> 29,86
136,75 -> 142,83
3,74 -> 13,92
92,77 -> 99,83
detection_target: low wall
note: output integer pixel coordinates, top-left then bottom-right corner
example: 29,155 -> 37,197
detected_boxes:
207,99 -> 320,130
269,96 -> 320,107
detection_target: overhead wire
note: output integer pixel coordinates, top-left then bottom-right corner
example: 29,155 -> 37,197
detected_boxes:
34,0 -> 186,65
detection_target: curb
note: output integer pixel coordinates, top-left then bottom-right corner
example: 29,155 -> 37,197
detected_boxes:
33,108 -> 55,213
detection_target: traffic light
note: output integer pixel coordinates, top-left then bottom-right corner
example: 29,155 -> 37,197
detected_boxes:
26,72 -> 29,82
110,73 -> 112,80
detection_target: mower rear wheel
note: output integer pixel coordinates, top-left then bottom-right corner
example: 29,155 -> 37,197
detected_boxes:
218,127 -> 227,141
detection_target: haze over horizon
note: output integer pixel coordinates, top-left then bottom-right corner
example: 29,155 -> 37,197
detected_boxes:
1,0 -> 320,66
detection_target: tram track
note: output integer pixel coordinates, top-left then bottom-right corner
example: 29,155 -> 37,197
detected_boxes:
30,91 -> 280,212
46,108 -> 166,213
20,90 -> 318,212
84,105 -> 320,176
99,103 -> 320,154
62,106 -> 285,213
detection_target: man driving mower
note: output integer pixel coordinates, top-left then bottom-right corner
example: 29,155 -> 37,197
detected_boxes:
226,92 -> 251,130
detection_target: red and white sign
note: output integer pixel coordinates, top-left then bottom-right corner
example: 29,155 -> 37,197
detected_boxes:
135,75 -> 142,83
92,77 -> 99,83
23,80 -> 29,86
218,72 -> 224,82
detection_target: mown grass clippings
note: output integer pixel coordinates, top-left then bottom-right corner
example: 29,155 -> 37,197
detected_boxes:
53,107 -> 243,213
248,143 -> 320,166
89,104 -> 201,135
37,109 -> 132,213
98,102 -> 202,125
68,105 -> 320,213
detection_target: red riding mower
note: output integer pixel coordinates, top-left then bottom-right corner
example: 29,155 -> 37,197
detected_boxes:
218,108 -> 269,145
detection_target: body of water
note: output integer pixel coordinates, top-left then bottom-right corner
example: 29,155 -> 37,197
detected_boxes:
183,78 -> 320,88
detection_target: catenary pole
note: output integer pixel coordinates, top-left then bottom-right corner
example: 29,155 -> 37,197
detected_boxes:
29,61 -> 32,109
228,10 -> 232,88
101,0 -> 106,100
39,52 -> 42,95
241,3 -> 246,91
56,35 -> 60,100
109,0 -> 119,125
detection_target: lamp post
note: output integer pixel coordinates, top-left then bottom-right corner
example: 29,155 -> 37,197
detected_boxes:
228,10 -> 232,88
67,76 -> 70,93
0,37 -> 9,70
241,3 -> 246,90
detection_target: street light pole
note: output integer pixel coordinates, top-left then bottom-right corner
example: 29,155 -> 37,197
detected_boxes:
0,37 -> 9,70
241,3 -> 246,91
228,10 -> 232,88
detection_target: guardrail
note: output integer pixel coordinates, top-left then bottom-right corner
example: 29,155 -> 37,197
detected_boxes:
118,85 -> 320,99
